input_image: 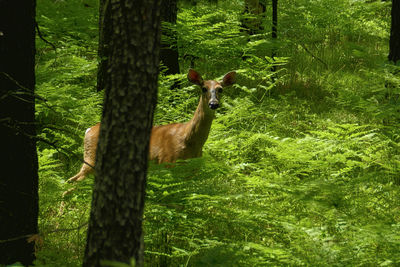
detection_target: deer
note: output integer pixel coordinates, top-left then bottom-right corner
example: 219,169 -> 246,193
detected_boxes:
67,69 -> 236,183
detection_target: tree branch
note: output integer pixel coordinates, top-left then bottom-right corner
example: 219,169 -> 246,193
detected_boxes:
35,21 -> 57,51
0,223 -> 88,244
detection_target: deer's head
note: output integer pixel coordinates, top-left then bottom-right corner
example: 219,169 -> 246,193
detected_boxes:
188,69 -> 236,110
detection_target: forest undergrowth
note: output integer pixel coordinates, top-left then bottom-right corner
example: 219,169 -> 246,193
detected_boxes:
34,0 -> 400,266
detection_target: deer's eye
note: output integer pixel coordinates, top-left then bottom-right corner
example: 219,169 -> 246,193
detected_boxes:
202,87 -> 207,93
218,88 -> 223,93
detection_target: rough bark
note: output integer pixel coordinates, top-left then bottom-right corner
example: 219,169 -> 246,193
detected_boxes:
389,0 -> 400,63
0,0 -> 38,265
83,0 -> 161,266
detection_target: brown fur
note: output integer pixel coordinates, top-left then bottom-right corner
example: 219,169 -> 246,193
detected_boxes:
67,69 -> 235,183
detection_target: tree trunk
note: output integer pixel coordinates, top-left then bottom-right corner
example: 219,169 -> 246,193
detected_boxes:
83,1 -> 161,266
389,0 -> 400,63
96,0 -> 109,91
160,0 -> 179,76
271,0 -> 278,74
0,1 -> 38,265
272,0 -> 278,41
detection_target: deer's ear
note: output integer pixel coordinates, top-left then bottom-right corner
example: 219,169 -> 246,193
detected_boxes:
221,71 -> 236,87
187,69 -> 204,86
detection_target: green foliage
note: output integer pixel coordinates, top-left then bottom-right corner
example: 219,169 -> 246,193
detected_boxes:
34,0 -> 400,266
177,1 -> 244,74
34,1 -> 99,266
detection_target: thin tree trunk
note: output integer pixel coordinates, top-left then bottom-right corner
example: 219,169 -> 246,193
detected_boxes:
96,0 -> 110,91
272,0 -> 278,42
83,0 -> 161,266
389,0 -> 400,63
271,0 -> 278,74
160,0 -> 179,75
0,1 -> 38,265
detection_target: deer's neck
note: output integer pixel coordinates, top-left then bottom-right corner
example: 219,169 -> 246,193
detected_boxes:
185,95 -> 215,147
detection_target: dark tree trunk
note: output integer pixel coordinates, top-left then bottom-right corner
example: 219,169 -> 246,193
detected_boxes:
272,0 -> 278,41
83,0 -> 161,266
96,0 -> 109,91
0,1 -> 38,266
389,0 -> 400,63
160,0 -> 179,76
271,0 -> 278,74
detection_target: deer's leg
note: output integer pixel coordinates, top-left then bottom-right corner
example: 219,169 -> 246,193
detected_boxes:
67,160 -> 95,183
67,123 -> 100,183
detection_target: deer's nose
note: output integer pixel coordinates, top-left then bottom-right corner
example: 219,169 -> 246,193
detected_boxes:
209,101 -> 219,109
